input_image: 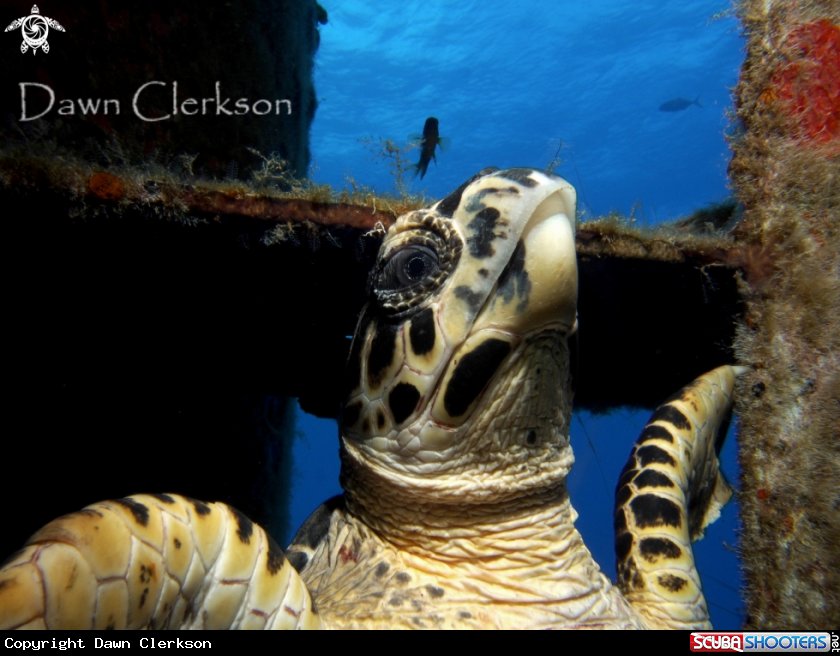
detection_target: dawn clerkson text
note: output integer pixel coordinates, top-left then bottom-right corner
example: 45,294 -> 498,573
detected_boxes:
17,81 -> 292,122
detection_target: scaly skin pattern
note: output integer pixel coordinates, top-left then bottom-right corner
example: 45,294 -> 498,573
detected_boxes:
614,365 -> 741,629
0,168 -> 741,629
0,494 -> 321,629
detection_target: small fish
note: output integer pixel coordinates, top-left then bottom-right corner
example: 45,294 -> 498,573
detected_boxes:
411,117 -> 449,180
659,96 -> 703,112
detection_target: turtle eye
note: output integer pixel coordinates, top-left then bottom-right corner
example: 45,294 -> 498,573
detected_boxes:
379,245 -> 440,290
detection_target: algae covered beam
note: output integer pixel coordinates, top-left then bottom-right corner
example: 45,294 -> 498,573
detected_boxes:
0,151 -> 743,417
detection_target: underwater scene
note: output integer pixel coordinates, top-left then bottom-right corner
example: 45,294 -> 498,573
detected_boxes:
303,0 -> 746,629
1,0 -> 837,632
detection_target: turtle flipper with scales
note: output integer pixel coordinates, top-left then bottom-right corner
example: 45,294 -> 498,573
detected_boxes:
0,167 -> 743,629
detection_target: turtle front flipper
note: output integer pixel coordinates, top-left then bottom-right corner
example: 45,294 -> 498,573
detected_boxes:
614,365 -> 745,630
0,494 -> 323,630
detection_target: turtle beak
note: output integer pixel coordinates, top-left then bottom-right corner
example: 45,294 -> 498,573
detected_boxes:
436,170 -> 578,348
471,191 -> 578,337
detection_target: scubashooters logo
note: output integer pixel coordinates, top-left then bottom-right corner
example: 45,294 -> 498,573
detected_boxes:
4,5 -> 65,54
690,632 -> 834,653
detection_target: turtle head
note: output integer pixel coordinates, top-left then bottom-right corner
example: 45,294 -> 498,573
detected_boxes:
341,167 -> 578,504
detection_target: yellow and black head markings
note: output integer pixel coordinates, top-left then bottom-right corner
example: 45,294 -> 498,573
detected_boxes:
340,166 -> 578,471
0,168 -> 745,630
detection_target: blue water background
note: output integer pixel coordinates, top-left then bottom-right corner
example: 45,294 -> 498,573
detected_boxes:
291,0 -> 746,628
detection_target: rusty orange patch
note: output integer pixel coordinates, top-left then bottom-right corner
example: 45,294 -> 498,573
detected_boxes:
89,172 -> 125,200
772,20 -> 840,149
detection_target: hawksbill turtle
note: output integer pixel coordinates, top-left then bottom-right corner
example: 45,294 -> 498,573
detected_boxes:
4,5 -> 65,55
0,167 -> 742,630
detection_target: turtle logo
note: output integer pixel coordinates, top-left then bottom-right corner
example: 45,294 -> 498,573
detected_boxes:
5,5 -> 65,55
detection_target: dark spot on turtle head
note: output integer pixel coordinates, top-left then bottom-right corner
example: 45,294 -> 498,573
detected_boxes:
633,469 -> 675,490
464,186 -> 519,214
493,168 -> 538,187
287,551 -> 308,574
630,494 -> 682,529
149,493 -> 175,504
443,338 -> 511,417
649,405 -> 691,431
389,592 -> 406,607
389,383 -> 421,425
637,424 -> 675,444
265,533 -> 287,575
526,430 -> 537,445
173,538 -> 181,549
426,585 -> 445,598
478,268 -> 489,278
466,207 -> 502,258
367,323 -> 399,388
114,498 -> 150,527
459,610 -> 473,620
341,400 -> 363,430
409,307 -> 436,356
454,285 -> 484,311
395,571 -> 411,585
436,176 -> 478,218
639,537 -> 682,563
374,562 -> 390,578
229,507 -> 254,545
435,168 -> 505,218
497,241 -> 530,312
377,410 -> 385,429
139,587 -> 149,608
615,531 -> 633,563
187,498 -> 211,516
658,573 -> 688,593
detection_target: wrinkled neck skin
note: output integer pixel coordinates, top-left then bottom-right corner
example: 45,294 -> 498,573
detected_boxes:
326,332 -> 642,628
342,332 -> 581,563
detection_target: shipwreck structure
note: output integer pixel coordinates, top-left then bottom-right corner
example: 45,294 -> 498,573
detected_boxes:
0,0 -> 836,629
